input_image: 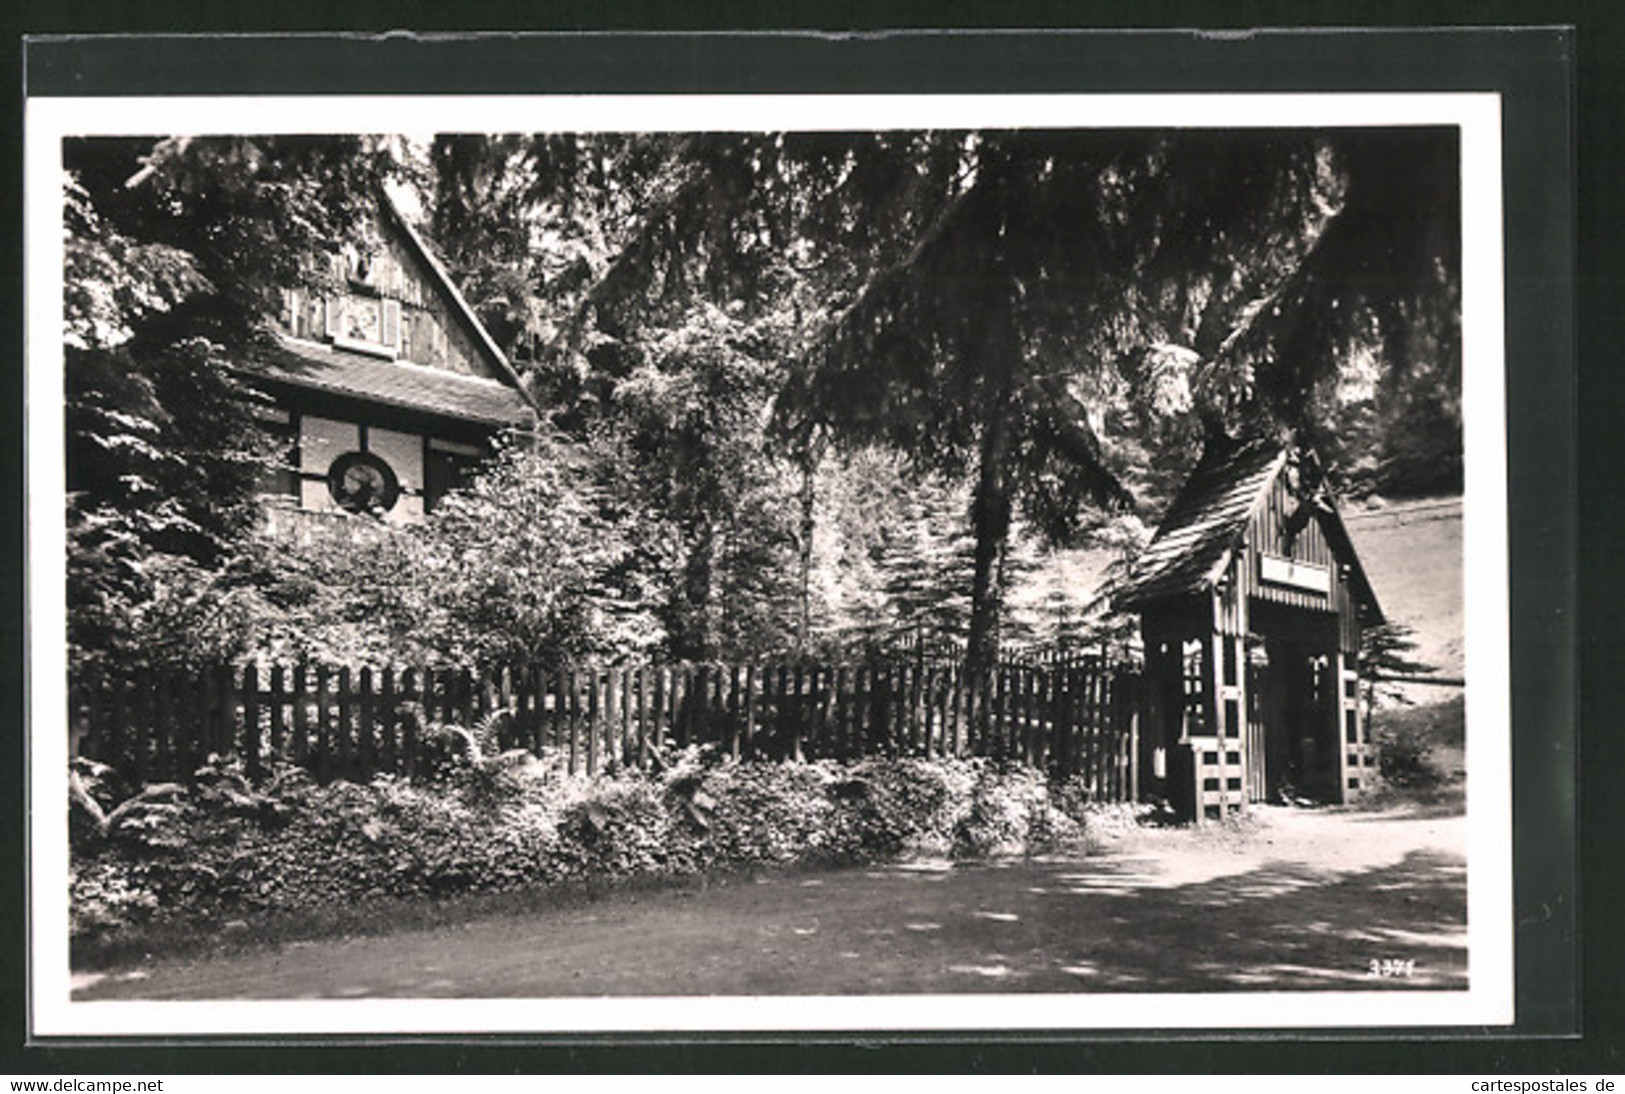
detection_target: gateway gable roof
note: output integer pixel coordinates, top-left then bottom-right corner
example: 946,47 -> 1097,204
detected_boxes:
1117,439 -> 1286,609
1116,438 -> 1381,620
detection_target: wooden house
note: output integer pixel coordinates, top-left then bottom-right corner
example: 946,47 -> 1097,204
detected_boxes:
241,192 -> 538,531
1115,437 -> 1383,820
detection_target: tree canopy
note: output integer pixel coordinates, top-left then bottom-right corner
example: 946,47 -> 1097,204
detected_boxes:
61,126 -> 1461,675
441,127 -> 1460,670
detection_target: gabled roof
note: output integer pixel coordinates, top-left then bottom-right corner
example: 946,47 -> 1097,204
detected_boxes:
1315,503 -> 1383,621
242,189 -> 539,428
250,337 -> 536,428
1117,439 -> 1286,609
378,190 -> 536,405
1115,437 -> 1381,620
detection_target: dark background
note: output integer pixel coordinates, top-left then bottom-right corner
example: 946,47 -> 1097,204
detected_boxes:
4,3 -> 1608,1076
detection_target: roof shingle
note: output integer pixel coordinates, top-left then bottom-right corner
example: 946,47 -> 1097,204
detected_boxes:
1116,440 -> 1286,608
246,337 -> 535,429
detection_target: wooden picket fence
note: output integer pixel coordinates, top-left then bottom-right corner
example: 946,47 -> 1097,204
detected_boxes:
71,657 -> 1145,799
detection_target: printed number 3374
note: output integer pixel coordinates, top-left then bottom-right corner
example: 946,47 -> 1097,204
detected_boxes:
1368,958 -> 1416,978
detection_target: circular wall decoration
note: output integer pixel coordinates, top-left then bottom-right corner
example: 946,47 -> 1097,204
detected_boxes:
327,451 -> 401,515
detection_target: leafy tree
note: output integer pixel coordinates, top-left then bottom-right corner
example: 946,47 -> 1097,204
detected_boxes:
1360,621 -> 1439,710
237,435 -> 663,670
604,305 -> 802,660
423,128 -> 1458,677
412,436 -> 662,667
1224,128 -> 1462,498
429,133 -> 858,662
866,474 -> 977,652
775,130 -> 1349,672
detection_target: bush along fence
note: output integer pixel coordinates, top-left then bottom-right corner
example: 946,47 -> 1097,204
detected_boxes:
70,658 -> 1145,798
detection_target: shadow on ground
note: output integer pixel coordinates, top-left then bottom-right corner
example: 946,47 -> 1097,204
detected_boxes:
74,837 -> 1465,999
978,849 -> 1467,992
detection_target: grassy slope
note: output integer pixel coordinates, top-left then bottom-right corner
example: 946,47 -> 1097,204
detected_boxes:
1342,496 -> 1464,679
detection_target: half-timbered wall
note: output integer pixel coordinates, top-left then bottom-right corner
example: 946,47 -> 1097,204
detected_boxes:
1126,445 -> 1377,819
258,407 -> 490,526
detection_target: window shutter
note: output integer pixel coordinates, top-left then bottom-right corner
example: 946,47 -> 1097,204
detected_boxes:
382,299 -> 401,351
323,296 -> 341,340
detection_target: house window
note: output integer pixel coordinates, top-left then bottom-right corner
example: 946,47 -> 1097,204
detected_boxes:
325,293 -> 402,359
252,405 -> 299,501
327,451 -> 401,515
425,437 -> 485,511
296,416 -> 426,524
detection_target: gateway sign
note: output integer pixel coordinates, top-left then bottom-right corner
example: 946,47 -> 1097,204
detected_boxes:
1258,553 -> 1332,596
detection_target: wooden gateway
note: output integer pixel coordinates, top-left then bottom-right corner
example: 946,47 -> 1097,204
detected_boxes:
1115,438 -> 1383,821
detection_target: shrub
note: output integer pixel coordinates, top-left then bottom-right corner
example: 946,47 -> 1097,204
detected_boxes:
953,761 -> 1071,858
1375,722 -> 1442,788
828,757 -> 969,857
68,748 -> 1097,949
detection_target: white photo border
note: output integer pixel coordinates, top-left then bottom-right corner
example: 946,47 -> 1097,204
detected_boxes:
25,92 -> 1511,1036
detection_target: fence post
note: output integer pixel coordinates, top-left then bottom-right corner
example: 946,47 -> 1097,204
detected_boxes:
381,666 -> 398,773
335,666 -> 355,780
790,664 -> 804,762
743,665 -> 758,760
238,664 -> 259,781
829,665 -> 846,761
289,664 -> 309,770
106,673 -> 128,776
1069,665 -> 1084,780
667,664 -> 684,750
267,665 -> 286,771
604,666 -> 620,773
530,666 -> 546,756
358,666 -> 377,780
529,664 -> 545,755
314,664 -> 331,782
1037,666 -> 1053,772
818,667 -> 834,760
648,666 -> 664,759
871,664 -> 887,756
724,665 -> 739,761
587,665 -> 603,776
561,667 -> 576,775
1020,665 -> 1033,764
617,666 -> 633,768
187,667 -> 210,776
407,666 -> 425,779
627,659 -> 646,773
769,664 -> 785,761
993,666 -> 1009,761
1129,670 -> 1143,802
1092,659 -> 1107,799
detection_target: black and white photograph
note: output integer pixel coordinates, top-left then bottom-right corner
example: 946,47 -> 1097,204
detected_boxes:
25,88 -> 1516,1036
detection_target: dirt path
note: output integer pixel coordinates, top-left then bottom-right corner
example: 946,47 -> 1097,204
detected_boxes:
72,803 -> 1466,1000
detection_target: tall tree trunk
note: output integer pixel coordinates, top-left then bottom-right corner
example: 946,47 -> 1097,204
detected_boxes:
676,516 -> 718,661
966,398 -> 1013,678
794,441 -> 819,660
